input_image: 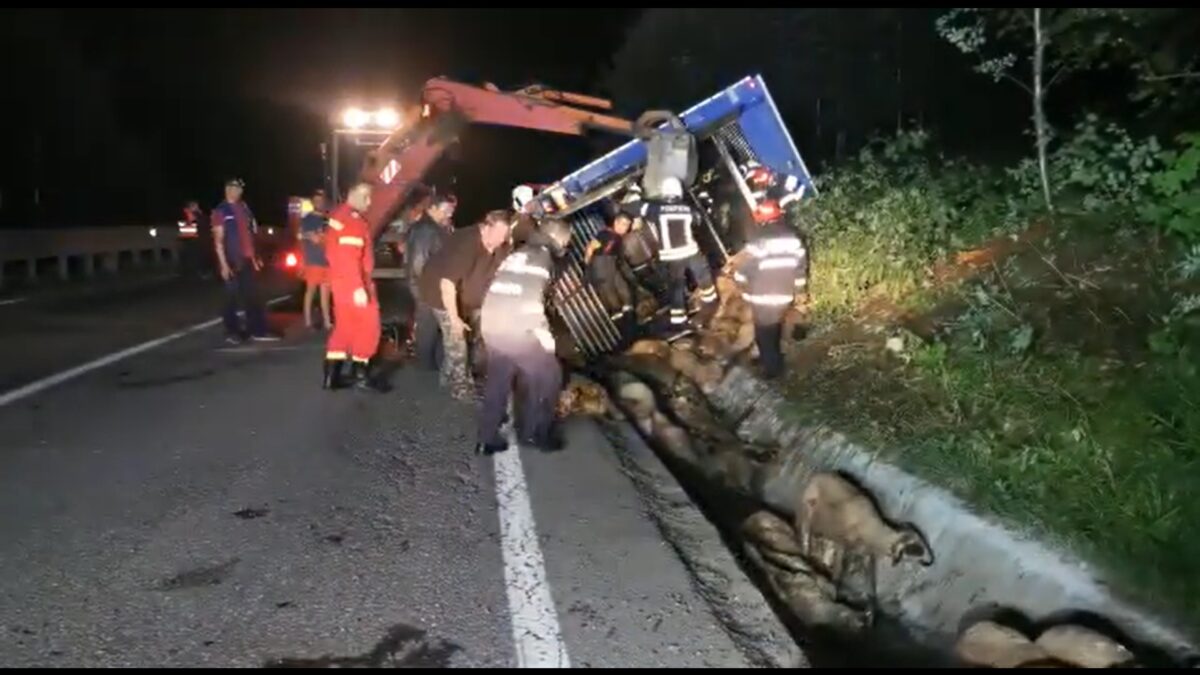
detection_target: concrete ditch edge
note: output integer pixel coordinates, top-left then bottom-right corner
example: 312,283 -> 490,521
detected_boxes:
707,364 -> 1199,664
595,417 -> 807,668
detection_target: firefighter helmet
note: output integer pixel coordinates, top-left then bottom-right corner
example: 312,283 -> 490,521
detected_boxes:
659,176 -> 683,200
512,184 -> 535,211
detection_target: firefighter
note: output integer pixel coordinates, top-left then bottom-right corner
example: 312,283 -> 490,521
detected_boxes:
623,176 -> 719,338
475,218 -> 572,456
584,211 -> 636,335
181,200 -> 208,279
617,187 -> 666,302
510,184 -> 541,248
323,182 -> 389,392
733,185 -> 808,380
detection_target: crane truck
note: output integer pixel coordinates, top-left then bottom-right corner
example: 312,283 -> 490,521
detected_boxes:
309,75 -> 813,360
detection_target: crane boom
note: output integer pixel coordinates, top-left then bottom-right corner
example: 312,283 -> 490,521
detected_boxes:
358,78 -> 633,234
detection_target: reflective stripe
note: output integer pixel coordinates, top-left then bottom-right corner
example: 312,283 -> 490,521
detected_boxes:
698,287 -> 717,303
339,236 -> 365,247
659,244 -> 700,261
744,293 -> 794,306
328,219 -> 345,231
759,257 -> 799,270
795,278 -> 808,287
352,357 -> 369,364
733,272 -> 747,283
505,262 -> 550,279
489,281 -> 524,296
326,351 -> 348,360
780,187 -> 804,208
670,315 -> 688,324
746,237 -> 802,258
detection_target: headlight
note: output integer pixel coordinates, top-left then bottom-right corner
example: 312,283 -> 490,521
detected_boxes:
374,108 -> 400,129
342,107 -> 369,129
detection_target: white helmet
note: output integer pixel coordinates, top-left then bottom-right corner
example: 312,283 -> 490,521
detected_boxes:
659,177 -> 683,200
512,184 -> 535,211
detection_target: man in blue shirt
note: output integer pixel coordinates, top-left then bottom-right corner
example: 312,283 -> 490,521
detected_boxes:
211,178 -> 278,343
299,189 -> 332,330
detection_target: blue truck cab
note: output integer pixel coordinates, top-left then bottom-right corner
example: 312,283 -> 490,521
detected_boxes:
534,75 -> 816,359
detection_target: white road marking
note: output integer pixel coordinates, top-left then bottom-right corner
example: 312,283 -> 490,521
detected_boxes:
0,297 -> 28,307
0,295 -> 292,408
494,414 -> 571,668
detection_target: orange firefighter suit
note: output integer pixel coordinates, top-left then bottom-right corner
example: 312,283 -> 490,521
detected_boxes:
324,203 -> 380,365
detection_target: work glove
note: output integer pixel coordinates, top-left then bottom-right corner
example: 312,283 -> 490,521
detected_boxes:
353,288 -> 369,308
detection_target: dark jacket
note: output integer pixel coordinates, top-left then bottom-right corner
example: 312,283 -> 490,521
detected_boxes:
734,220 -> 808,316
404,214 -> 448,285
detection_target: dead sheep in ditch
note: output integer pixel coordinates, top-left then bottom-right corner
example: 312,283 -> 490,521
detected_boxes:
956,621 -> 1065,668
614,374 -> 658,421
742,511 -> 807,572
626,339 -> 671,359
740,515 -> 870,634
1034,624 -> 1135,669
666,347 -> 725,390
795,472 -> 934,575
556,375 -> 614,419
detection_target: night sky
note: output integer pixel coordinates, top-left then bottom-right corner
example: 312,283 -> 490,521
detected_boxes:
0,9 -> 639,228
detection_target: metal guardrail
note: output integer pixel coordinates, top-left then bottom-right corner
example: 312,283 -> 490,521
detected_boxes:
0,227 -> 178,287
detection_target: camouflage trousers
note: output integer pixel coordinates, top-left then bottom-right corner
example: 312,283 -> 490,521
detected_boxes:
433,308 -> 475,400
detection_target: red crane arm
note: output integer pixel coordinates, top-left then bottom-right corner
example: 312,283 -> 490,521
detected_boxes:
360,78 -> 633,232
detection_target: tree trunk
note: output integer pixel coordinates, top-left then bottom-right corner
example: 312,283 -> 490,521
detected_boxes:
895,14 -> 904,134
1033,7 -> 1054,213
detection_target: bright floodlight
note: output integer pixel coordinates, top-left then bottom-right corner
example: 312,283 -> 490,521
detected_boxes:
342,107 -> 370,129
374,108 -> 400,129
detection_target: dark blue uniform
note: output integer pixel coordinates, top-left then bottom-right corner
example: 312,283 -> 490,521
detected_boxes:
477,242 -> 562,452
586,228 -> 635,332
623,198 -> 718,333
211,200 -> 268,339
734,220 -> 807,379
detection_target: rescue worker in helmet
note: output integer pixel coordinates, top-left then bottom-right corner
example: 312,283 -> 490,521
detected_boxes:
742,159 -> 806,205
475,217 -> 572,456
733,184 -> 808,380
323,182 -> 390,392
615,186 -> 667,304
584,212 -> 636,337
510,184 -> 540,247
622,176 -> 719,338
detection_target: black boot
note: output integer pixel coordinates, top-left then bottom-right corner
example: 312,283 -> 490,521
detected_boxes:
475,440 -> 510,456
351,360 -> 392,393
323,359 -> 345,390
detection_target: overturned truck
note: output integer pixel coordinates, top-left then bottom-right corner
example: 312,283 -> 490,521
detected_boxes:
527,75 -> 816,359
354,75 -> 814,361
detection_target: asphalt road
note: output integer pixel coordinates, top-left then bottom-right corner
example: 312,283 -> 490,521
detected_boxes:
0,276 -> 757,667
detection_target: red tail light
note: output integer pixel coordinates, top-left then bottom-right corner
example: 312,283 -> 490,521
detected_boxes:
285,252 -> 299,268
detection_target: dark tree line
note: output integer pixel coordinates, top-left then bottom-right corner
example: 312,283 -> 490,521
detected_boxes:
601,8 -> 1200,169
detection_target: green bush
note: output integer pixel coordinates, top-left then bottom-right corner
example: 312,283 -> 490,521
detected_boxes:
1008,115 -> 1162,218
1140,133 -> 1200,242
793,130 -> 1012,321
